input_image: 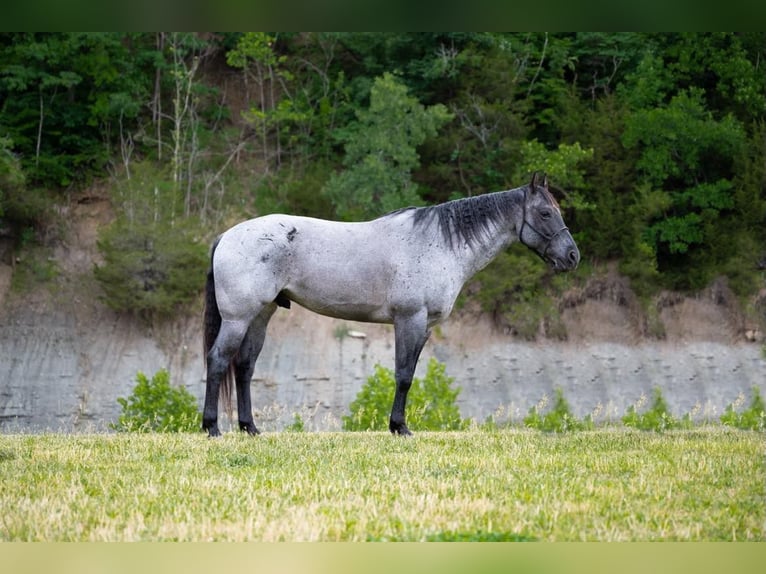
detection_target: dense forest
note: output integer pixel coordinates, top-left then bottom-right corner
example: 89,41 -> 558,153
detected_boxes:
1,33 -> 765,337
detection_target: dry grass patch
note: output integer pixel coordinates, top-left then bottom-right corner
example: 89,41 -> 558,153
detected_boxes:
0,429 -> 763,541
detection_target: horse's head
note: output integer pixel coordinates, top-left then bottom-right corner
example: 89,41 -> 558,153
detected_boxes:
518,172 -> 580,271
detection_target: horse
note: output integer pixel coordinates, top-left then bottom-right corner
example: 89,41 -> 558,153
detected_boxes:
202,172 -> 580,437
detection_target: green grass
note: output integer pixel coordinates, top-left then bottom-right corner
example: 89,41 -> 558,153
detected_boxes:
0,429 -> 763,541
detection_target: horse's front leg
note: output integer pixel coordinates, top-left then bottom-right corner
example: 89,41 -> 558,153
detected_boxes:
389,309 -> 430,436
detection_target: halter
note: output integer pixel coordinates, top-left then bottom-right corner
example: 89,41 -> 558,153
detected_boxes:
518,186 -> 569,261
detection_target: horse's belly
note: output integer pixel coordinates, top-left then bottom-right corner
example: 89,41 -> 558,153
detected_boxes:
301,299 -> 392,323
285,287 -> 393,324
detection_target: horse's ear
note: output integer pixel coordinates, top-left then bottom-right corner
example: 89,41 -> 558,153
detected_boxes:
542,173 -> 549,190
530,171 -> 540,192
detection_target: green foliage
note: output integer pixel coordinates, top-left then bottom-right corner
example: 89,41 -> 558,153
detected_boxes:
9,244 -> 59,292
622,387 -> 682,432
285,413 -> 306,433
227,32 -> 304,167
94,162 -> 208,316
94,218 -> 207,316
1,136 -> 51,233
622,84 -> 747,290
323,72 -> 453,219
0,136 -> 24,218
720,387 -> 766,432
2,32 -> 766,328
0,33 -> 147,187
516,140 -> 594,210
112,369 -> 201,433
252,159 -> 335,219
473,250 -> 556,339
524,388 -> 593,433
343,358 -> 467,431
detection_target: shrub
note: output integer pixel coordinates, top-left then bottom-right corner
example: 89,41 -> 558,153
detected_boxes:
622,387 -> 681,431
94,161 -> 209,317
112,369 -> 201,433
343,358 -> 467,431
94,219 -> 208,317
524,387 -> 592,432
720,387 -> 766,432
473,250 -> 560,339
285,413 -> 306,433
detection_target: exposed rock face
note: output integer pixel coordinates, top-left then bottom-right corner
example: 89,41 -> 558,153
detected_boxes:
1,300 -> 764,432
1,195 -> 764,432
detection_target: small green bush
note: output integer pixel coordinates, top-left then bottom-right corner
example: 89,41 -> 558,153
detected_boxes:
343,358 -> 467,431
720,387 -> 766,432
94,219 -> 208,317
473,250 -> 551,340
112,369 -> 201,433
285,413 -> 306,432
622,387 -> 681,432
524,387 -> 592,432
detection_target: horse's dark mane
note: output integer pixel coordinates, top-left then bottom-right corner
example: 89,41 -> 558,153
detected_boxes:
389,190 -> 521,249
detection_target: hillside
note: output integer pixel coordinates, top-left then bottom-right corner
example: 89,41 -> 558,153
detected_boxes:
1,193 -> 764,432
1,33 -> 766,432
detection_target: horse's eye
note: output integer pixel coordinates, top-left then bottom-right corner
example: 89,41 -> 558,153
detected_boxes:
540,209 -> 552,220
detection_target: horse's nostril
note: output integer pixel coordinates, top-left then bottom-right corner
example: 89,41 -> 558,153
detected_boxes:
568,249 -> 579,265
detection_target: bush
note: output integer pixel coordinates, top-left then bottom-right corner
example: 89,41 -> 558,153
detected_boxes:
473,250 -> 557,339
94,161 -> 209,317
94,219 -> 208,317
720,387 -> 766,432
524,387 -> 592,432
112,369 -> 201,433
343,358 -> 467,431
622,387 -> 681,431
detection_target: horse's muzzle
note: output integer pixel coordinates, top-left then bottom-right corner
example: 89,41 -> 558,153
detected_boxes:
550,243 -> 580,271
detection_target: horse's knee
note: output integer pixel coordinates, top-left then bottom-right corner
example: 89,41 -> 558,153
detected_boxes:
396,376 -> 412,393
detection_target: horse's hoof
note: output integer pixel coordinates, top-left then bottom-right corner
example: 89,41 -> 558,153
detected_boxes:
389,422 -> 413,436
203,421 -> 221,438
239,421 -> 260,436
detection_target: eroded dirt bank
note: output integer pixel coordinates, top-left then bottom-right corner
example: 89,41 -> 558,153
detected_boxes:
1,289 -> 764,431
1,195 -> 764,431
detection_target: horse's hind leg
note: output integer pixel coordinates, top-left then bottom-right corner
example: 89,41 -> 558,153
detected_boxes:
203,318 -> 250,437
234,303 -> 277,435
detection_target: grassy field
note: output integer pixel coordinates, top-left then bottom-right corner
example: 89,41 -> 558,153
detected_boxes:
0,428 -> 763,541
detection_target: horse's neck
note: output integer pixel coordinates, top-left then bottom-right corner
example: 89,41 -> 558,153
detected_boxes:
455,188 -> 522,280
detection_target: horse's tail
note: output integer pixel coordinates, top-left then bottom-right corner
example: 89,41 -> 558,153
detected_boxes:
203,236 -> 234,417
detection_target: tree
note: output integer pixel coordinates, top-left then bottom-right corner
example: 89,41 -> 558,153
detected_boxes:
0,33 -> 147,187
322,72 -> 452,219
622,87 -> 745,288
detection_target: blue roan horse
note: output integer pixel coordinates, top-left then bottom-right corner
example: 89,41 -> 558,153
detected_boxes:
202,173 -> 580,436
